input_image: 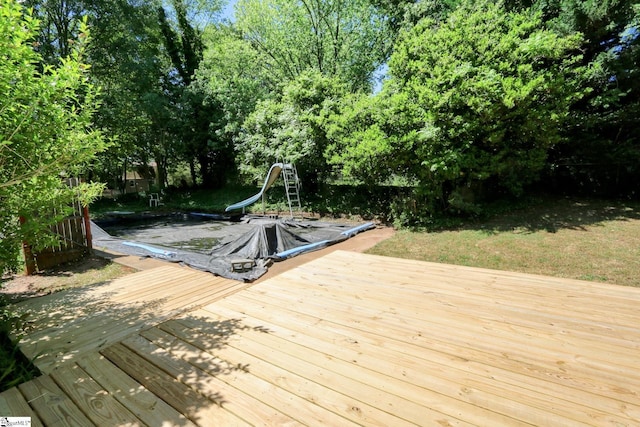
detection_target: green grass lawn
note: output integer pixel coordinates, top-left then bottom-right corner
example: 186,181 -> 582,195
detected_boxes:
367,197 -> 640,287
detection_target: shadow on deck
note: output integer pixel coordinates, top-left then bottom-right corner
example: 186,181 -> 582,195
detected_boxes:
1,251 -> 639,426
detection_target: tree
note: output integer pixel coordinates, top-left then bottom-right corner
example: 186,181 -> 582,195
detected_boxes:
158,0 -> 232,188
85,0 -> 171,191
196,24 -> 270,181
22,0 -> 184,192
22,0 -> 85,65
529,0 -> 640,195
235,0 -> 391,92
235,70 -> 346,190
370,0 -> 461,32
328,1 -> 587,218
0,4 -> 107,274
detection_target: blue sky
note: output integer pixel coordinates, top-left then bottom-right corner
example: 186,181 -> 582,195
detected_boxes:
221,0 -> 237,22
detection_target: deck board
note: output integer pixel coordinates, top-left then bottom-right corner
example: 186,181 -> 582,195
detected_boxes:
49,363 -> 143,426
2,250 -> 639,426
245,277 -> 640,380
213,293 -> 637,421
142,324 -> 394,426
11,264 -> 249,373
200,302 -> 617,427
18,375 -> 94,426
0,387 -> 44,427
101,343 -> 250,426
76,352 -> 197,426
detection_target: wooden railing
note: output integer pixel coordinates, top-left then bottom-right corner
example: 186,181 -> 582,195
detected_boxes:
22,179 -> 93,275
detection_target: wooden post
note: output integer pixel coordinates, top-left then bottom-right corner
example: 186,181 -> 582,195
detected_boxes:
19,216 -> 37,275
83,205 -> 93,252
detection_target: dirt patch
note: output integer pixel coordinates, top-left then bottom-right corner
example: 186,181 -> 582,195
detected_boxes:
0,256 -> 135,303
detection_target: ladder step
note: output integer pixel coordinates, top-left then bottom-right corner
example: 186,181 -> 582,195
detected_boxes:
281,162 -> 301,218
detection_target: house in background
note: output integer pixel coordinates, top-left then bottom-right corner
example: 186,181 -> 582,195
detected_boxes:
102,162 -> 159,198
124,166 -> 157,194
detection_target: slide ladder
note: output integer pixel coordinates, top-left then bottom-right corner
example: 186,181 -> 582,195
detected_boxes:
225,162 -> 302,218
282,163 -> 301,218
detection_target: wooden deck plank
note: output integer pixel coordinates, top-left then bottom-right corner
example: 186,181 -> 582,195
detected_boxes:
243,273 -> 640,382
258,266 -> 640,333
20,277 -> 246,355
105,270 -> 225,303
249,276 -> 640,374
265,273 -> 640,351
18,375 -> 93,426
228,289 -> 640,421
237,273 -> 640,407
101,342 -> 250,427
145,323 -> 413,427
0,387 -> 44,426
120,334 -> 302,426
290,258 -> 640,322
76,352 -> 197,427
197,304 -> 618,427
192,250 -> 638,426
212,292 -> 640,424
14,265 -> 244,373
4,249 -> 639,426
328,250 -> 640,297
293,259 -> 640,317
11,266 -> 227,334
307,253 -> 639,314
164,312 -> 478,427
49,363 -> 143,426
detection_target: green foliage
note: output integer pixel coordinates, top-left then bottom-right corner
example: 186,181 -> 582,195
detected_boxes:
235,70 -> 346,188
372,0 -> 462,32
0,297 -> 40,392
538,0 -> 640,194
22,0 -> 84,64
325,90 -> 423,185
91,185 -> 259,216
0,346 -> 37,392
328,1 -> 588,222
197,23 -> 269,184
235,0 -> 391,92
305,183 -> 409,221
0,3 -> 107,274
12,0 -> 639,227
85,0 -> 171,190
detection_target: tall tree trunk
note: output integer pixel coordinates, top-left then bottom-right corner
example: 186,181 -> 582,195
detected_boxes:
120,157 -> 128,194
154,153 -> 167,190
199,154 -> 214,188
189,158 -> 197,187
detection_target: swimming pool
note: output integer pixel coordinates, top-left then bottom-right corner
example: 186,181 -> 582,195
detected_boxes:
92,213 -> 375,281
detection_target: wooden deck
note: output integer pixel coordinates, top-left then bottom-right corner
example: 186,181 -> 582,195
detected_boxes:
8,264 -> 251,374
2,250 -> 640,426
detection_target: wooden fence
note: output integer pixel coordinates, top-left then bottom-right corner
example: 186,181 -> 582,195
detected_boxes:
22,179 -> 93,275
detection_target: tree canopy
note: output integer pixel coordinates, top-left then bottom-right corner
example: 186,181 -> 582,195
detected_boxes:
235,0 -> 392,92
329,1 -> 589,215
0,2 -> 107,274
235,70 -> 346,189
4,0 -> 639,233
